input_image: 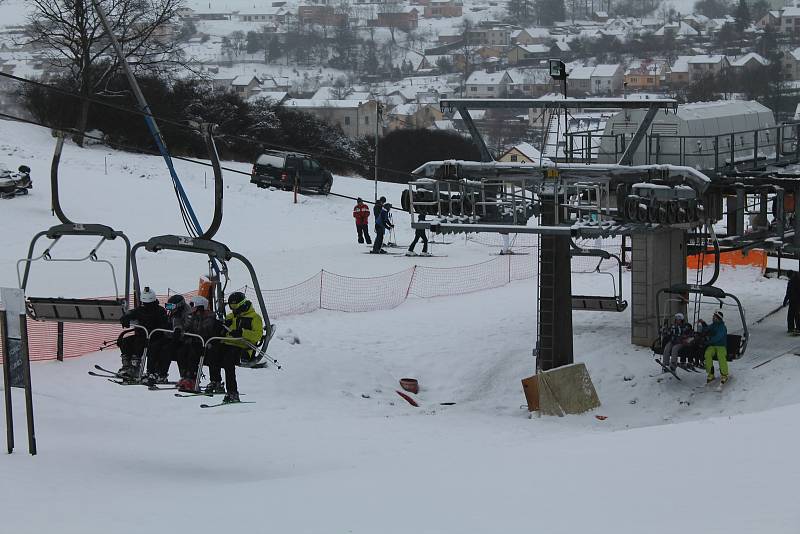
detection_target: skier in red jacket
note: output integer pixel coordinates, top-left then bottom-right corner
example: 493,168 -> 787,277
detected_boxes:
353,197 -> 372,244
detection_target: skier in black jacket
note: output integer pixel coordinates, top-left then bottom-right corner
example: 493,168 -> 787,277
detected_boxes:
117,287 -> 169,380
785,271 -> 800,333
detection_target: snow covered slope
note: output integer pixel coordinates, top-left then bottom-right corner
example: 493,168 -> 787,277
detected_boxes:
2,119 -> 800,533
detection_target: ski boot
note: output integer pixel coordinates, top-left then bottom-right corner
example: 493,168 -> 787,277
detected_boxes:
204,381 -> 226,395
176,377 -> 196,392
419,251 -> 432,257
720,374 -> 729,385
222,392 -> 240,404
405,250 -> 417,257
706,374 -> 715,385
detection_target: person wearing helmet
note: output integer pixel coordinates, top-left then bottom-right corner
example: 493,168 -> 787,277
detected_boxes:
701,310 -> 729,385
149,293 -> 195,382
205,291 -> 264,402
116,287 -> 169,381
353,197 -> 372,244
370,201 -> 394,254
661,312 -> 694,372
174,295 -> 224,392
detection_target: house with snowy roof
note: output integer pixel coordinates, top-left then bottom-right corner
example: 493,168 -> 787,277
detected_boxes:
567,65 -> 596,94
512,27 -> 552,45
499,142 -> 550,164
283,98 -> 380,139
624,59 -> 667,91
507,44 -> 550,65
234,7 -> 287,24
590,64 -> 623,95
687,55 -> 729,82
654,21 -> 700,38
506,67 -> 553,96
465,70 -> 512,98
783,48 -> 800,80
386,102 -> 443,130
729,53 -> 768,73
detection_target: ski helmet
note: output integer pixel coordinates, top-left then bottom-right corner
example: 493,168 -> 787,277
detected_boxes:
227,291 -> 246,308
674,312 -> 685,321
190,295 -> 209,310
713,310 -> 724,320
140,287 -> 157,304
166,294 -> 185,311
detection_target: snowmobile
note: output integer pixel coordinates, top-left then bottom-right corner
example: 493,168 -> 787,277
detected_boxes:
0,165 -> 32,199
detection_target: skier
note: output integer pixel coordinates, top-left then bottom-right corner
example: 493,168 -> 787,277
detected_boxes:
702,310 -> 729,384
373,196 -> 386,220
371,202 -> 394,254
660,312 -> 693,371
205,292 -> 264,403
784,271 -> 800,333
175,295 -> 222,392
406,212 -> 430,256
353,197 -> 372,244
147,293 -> 194,383
117,286 -> 169,380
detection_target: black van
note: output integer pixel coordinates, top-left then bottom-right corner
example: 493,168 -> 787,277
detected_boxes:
250,150 -> 333,194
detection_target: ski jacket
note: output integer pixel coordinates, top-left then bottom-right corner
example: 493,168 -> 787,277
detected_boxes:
703,321 -> 727,346
373,202 -> 384,219
376,207 -> 393,230
121,302 -> 169,333
187,309 -> 222,342
353,203 -> 370,225
223,299 -> 263,356
169,301 -> 193,333
665,322 -> 692,344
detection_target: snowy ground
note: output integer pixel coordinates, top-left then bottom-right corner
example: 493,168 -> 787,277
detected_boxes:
2,119 -> 800,533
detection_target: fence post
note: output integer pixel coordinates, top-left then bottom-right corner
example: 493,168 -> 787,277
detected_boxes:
56,321 -> 64,361
405,265 -> 417,299
318,270 -> 323,310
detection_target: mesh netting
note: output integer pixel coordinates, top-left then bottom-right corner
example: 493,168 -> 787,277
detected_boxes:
410,257 -> 513,298
252,272 -> 323,318
321,268 -> 415,312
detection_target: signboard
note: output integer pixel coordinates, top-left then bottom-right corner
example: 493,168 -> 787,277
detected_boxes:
1,287 -> 25,388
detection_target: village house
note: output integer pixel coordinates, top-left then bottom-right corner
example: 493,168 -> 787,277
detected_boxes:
376,7 -> 419,31
234,7 -> 287,24
567,65 -> 595,94
283,99 -> 380,139
506,67 -> 553,96
297,5 -> 346,25
624,60 -> 667,92
386,103 -> 444,130
465,24 -> 513,46
499,142 -> 547,164
687,55 -> 729,82
590,64 -> 623,95
424,0 -> 462,18
464,70 -> 512,98
730,52 -> 768,73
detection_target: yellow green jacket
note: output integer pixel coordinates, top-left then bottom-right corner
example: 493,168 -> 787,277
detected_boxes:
224,299 -> 263,356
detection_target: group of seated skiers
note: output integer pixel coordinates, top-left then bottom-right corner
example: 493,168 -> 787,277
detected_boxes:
115,287 -> 264,403
658,309 -> 730,385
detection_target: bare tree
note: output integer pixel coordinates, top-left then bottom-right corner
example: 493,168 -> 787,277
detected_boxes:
26,0 -> 183,145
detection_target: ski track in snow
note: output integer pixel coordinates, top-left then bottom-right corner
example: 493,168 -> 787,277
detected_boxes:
1,119 -> 800,533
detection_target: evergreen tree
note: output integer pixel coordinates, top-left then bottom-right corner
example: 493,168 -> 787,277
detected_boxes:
536,0 -> 565,25
734,0 -> 750,32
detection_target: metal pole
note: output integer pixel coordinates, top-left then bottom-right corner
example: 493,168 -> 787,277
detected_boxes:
56,321 -> 64,361
374,102 -> 380,203
89,0 -> 204,237
19,315 -> 35,455
1,309 -> 13,454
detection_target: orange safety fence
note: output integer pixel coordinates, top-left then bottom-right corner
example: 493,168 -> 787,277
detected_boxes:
687,249 -> 767,273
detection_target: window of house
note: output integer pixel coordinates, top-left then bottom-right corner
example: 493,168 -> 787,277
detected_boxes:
470,86 -> 477,92
487,86 -> 494,91
510,154 -> 517,161
365,116 -> 369,125
345,116 -> 351,125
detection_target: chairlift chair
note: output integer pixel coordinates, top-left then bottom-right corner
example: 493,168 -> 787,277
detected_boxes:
16,135 -> 131,323
570,242 -> 628,312
656,283 -> 748,359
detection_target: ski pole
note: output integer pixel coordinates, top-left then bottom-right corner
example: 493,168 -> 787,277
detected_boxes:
753,303 -> 786,325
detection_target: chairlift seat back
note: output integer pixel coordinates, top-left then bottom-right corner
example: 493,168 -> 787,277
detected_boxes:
725,334 -> 742,360
572,295 -> 628,312
27,296 -> 127,323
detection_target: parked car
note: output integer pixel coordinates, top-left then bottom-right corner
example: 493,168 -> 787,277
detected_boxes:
250,150 -> 333,194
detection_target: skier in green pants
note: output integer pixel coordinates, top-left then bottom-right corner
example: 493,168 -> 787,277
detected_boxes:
702,310 -> 728,384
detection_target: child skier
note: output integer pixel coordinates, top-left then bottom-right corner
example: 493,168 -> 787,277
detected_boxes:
661,312 -> 693,371
406,213 -> 430,256
353,197 -> 372,244
175,295 -> 222,392
117,287 -> 168,380
702,310 -> 729,384
205,292 -> 264,403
